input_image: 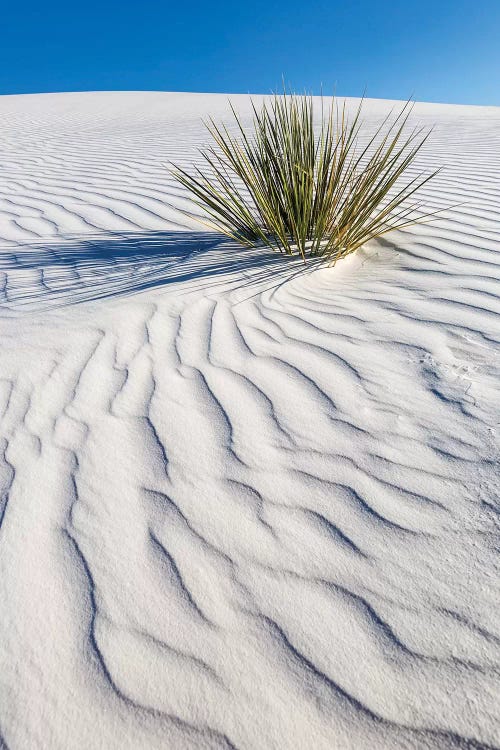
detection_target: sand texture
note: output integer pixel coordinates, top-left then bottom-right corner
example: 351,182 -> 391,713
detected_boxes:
0,92 -> 499,749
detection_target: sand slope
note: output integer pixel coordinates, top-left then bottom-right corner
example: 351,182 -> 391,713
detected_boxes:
0,92 -> 499,750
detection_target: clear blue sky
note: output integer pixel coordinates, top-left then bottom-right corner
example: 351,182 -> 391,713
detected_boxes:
1,0 -> 499,105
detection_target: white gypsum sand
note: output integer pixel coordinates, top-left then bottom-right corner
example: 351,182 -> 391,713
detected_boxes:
0,91 -> 499,750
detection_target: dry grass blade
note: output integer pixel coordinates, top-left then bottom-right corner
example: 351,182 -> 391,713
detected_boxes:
170,89 -> 440,263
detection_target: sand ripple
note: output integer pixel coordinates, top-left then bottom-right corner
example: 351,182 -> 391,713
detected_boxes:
0,92 -> 499,749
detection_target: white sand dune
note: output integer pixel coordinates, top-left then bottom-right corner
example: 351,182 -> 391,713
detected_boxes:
0,91 -> 499,750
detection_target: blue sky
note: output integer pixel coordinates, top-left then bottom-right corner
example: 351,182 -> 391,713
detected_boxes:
1,0 -> 498,105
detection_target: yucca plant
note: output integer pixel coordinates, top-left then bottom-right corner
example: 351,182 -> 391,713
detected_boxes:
171,90 -> 440,263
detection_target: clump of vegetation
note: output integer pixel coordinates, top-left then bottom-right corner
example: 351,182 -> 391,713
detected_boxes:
171,90 -> 439,263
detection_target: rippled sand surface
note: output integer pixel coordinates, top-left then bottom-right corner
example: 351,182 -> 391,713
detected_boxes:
0,92 -> 499,750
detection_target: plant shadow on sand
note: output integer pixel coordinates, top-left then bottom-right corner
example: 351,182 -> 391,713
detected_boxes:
0,230 -> 317,313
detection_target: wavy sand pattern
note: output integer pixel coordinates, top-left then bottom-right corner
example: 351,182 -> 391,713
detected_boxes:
0,92 -> 499,749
